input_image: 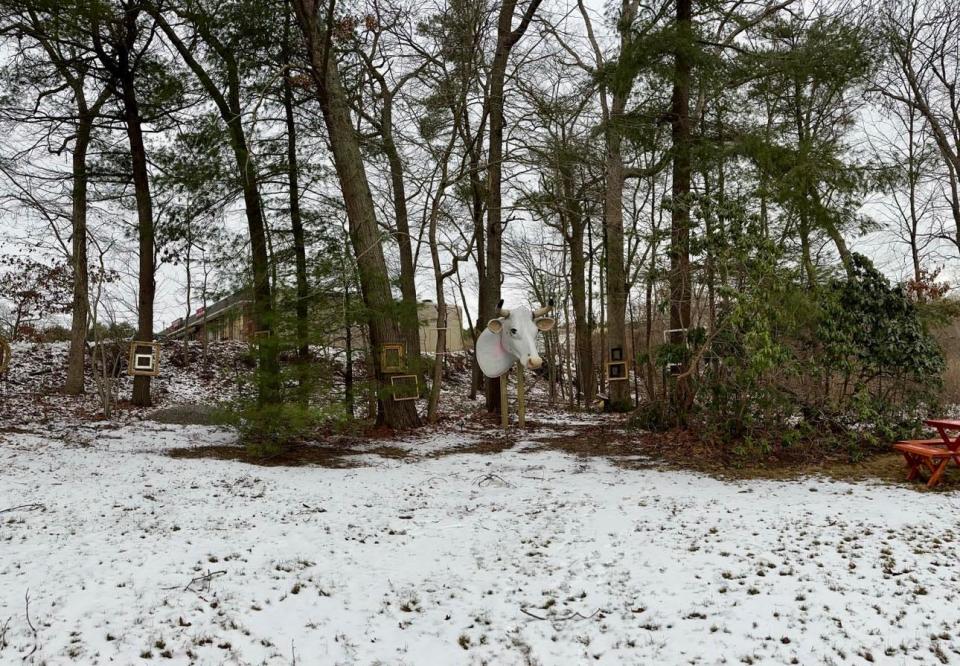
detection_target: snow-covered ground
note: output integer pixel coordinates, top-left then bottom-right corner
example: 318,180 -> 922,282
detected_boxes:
3,417 -> 960,665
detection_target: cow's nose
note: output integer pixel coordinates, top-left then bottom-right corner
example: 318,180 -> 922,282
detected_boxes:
527,356 -> 543,369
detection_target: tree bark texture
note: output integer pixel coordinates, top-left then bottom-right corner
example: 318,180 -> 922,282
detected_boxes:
293,0 -> 420,428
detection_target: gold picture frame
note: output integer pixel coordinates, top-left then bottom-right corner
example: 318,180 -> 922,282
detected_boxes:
390,374 -> 419,401
128,341 -> 161,377
605,360 -> 628,382
381,343 -> 406,373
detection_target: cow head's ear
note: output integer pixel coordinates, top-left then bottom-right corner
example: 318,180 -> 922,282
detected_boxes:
487,318 -> 504,333
535,317 -> 555,332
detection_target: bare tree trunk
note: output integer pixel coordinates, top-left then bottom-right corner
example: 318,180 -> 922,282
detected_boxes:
425,132 -> 463,421
480,18 -> 510,414
644,174 -> 658,402
65,114 -> 93,395
603,119 -> 629,410
563,292 -> 575,408
557,156 -> 595,407
587,216 -> 595,395
545,282 -> 557,405
802,217 -> 818,281
480,0 -> 543,414
644,268 -> 655,401
200,251 -> 210,366
598,246 -> 606,399
594,0 -> 640,413
379,99 -> 424,385
89,242 -> 114,417
569,220 -> 594,407
427,301 -> 448,421
90,5 -> 155,407
293,0 -> 420,428
669,0 -> 694,417
234,127 -> 280,404
906,110 -> 922,282
119,65 -> 154,408
282,19 -> 312,401
469,144 -> 485,402
343,266 -> 354,418
629,296 -> 639,405
703,161 -> 717,333
183,225 -> 191,360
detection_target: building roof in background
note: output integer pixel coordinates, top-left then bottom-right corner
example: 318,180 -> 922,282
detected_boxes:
159,293 -> 464,339
159,291 -> 251,337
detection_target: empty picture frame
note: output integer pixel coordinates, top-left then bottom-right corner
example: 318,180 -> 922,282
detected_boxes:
0,337 -> 10,373
381,343 -> 406,373
605,360 -> 628,382
662,327 -> 688,345
128,341 -> 161,376
390,374 -> 419,401
610,346 -> 624,361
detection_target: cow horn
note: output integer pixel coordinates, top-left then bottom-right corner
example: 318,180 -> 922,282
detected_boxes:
533,299 -> 553,317
497,298 -> 510,317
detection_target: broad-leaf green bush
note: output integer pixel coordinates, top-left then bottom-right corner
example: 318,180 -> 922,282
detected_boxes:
643,245 -> 946,460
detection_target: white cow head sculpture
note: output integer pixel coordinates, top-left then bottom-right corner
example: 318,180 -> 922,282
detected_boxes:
476,300 -> 556,378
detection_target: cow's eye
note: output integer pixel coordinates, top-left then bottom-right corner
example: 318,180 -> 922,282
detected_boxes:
510,328 -> 517,335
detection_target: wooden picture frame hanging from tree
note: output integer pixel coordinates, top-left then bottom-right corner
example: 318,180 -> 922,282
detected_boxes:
390,374 -> 419,401
662,327 -> 688,375
128,341 -> 161,377
381,343 -> 406,373
605,360 -> 628,382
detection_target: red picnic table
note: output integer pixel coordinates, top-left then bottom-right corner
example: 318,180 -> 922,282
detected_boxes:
893,419 -> 960,488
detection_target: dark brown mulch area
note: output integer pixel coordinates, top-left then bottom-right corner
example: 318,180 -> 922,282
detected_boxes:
527,424 -> 652,458
167,430 -> 517,468
526,422 -> 954,490
424,436 -> 516,458
0,427 -> 36,438
682,447 -> 956,490
164,406 -> 946,490
168,438 -> 407,468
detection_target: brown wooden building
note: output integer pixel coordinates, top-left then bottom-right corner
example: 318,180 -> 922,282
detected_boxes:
160,293 -> 465,351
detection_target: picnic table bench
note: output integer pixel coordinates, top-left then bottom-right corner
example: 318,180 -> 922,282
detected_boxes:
893,419 -> 960,488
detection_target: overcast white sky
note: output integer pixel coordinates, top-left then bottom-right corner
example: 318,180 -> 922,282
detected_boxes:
1,0 -> 957,334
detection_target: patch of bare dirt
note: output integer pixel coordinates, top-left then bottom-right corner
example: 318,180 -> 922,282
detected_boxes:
167,430 -> 518,468
527,424 -> 650,458
424,436 -> 516,458
163,394 -> 943,490
168,440 -> 382,468
525,424 -> 954,491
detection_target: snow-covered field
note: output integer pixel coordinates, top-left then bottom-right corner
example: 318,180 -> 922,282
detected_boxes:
3,417 -> 960,665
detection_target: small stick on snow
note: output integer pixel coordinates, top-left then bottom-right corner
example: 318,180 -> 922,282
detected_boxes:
474,473 -> 511,487
0,615 -> 10,651
0,503 -> 45,515
24,590 -> 38,659
163,569 -> 227,592
520,607 -> 602,622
